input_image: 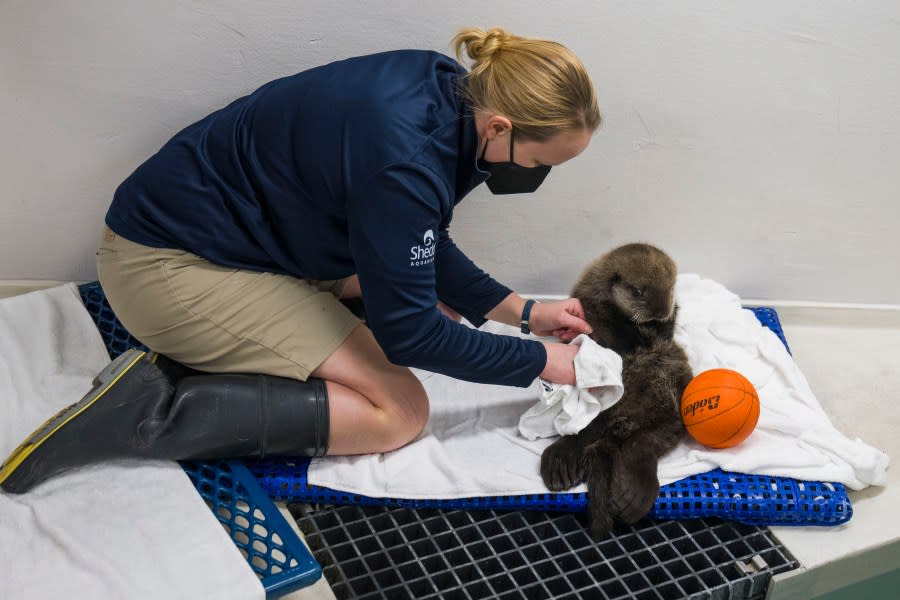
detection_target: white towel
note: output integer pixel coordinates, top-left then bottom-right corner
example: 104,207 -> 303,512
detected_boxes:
662,274 -> 890,488
307,275 -> 889,499
0,284 -> 263,600
518,334 -> 624,440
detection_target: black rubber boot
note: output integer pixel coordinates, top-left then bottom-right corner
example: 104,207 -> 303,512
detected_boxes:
0,348 -> 329,494
153,353 -> 207,383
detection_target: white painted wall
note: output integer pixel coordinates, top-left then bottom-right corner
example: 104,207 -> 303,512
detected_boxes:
2,0 -> 898,304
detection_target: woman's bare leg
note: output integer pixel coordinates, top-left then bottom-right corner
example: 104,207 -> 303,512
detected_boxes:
311,325 -> 429,456
319,273 -> 468,456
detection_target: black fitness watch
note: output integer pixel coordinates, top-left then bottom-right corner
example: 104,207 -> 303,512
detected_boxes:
520,299 -> 538,334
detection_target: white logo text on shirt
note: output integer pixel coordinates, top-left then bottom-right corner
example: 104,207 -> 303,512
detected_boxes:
410,229 -> 435,267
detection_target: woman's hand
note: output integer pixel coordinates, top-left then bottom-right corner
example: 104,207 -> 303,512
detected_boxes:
529,298 -> 592,342
540,341 -> 579,385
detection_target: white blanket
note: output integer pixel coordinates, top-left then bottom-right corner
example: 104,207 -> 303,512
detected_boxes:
308,274 -> 889,499
0,284 -> 263,600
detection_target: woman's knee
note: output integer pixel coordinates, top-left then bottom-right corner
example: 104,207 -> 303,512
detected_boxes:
314,325 -> 432,452
375,375 -> 429,451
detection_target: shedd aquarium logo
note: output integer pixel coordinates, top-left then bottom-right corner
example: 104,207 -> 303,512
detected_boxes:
410,229 -> 436,267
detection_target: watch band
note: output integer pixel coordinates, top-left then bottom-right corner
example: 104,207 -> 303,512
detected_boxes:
520,299 -> 538,334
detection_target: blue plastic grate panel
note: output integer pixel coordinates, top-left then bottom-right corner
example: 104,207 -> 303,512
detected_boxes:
77,282 -> 321,598
79,281 -> 149,358
181,460 -> 321,597
745,305 -> 792,355
253,455 -> 587,513
251,461 -> 851,527
249,306 -> 851,527
653,470 -> 850,525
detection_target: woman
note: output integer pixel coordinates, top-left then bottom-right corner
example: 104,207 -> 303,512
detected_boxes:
1,27 -> 601,493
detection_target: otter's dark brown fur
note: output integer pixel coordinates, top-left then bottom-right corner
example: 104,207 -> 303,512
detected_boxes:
540,243 -> 693,539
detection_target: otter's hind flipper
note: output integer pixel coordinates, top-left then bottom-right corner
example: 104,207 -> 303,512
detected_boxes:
584,446 -> 617,540
608,437 -> 662,525
609,423 -> 685,525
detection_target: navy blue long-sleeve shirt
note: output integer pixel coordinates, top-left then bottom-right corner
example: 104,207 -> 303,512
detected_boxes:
106,50 -> 547,387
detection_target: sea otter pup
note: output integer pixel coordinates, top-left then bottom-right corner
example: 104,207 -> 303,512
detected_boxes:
540,243 -> 693,539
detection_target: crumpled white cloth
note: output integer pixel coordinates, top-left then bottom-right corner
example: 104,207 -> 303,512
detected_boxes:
306,274 -> 889,499
518,334 -> 623,440
0,284 -> 262,600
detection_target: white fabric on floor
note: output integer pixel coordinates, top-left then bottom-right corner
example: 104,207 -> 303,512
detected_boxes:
518,334 -> 624,440
0,284 -> 263,600
308,274 -> 889,499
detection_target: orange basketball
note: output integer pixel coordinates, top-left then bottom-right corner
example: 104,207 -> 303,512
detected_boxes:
680,368 -> 760,449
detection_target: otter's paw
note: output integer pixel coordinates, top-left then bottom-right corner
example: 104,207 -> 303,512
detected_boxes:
540,436 -> 584,491
609,458 -> 660,525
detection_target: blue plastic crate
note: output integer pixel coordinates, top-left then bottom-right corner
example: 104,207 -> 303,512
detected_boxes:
246,306 -> 850,527
78,282 -> 321,598
180,460 -> 321,597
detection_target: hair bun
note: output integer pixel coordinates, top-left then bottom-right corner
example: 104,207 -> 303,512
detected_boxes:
451,26 -> 603,140
455,27 -> 513,65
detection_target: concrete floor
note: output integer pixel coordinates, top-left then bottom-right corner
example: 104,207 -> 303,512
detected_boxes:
768,307 -> 900,599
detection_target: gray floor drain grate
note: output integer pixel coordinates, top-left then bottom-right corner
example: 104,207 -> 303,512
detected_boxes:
292,504 -> 798,599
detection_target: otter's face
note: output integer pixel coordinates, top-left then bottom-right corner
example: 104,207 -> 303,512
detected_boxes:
574,243 -> 679,326
610,275 -> 675,324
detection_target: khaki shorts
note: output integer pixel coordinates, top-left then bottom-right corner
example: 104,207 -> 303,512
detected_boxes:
96,226 -> 361,381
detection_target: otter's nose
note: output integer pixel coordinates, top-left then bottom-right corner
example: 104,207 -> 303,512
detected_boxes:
652,297 -> 674,320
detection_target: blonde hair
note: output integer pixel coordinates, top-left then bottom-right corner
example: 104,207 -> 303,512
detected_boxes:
452,27 -> 602,142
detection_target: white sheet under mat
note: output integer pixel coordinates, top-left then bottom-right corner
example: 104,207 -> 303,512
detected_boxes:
308,274 -> 889,500
0,284 -> 262,600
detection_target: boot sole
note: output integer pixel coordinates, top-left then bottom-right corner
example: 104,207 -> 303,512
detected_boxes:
0,348 -> 147,488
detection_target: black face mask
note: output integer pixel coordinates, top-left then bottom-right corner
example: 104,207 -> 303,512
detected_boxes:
477,130 -> 552,195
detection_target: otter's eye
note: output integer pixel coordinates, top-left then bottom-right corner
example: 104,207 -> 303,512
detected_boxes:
630,286 -> 645,299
